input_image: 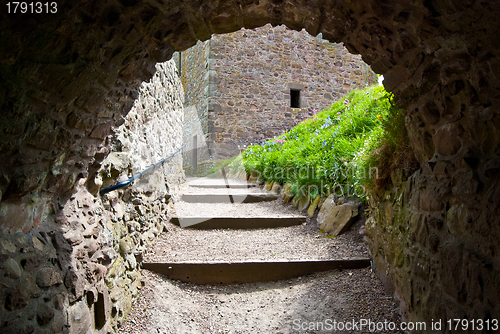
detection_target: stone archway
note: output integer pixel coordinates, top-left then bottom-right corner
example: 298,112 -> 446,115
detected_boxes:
1,0 -> 499,329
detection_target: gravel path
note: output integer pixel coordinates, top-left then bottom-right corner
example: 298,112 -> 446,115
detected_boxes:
181,187 -> 269,194
146,221 -> 369,263
117,179 -> 404,333
118,269 -> 403,334
175,200 -> 307,218
184,177 -> 255,187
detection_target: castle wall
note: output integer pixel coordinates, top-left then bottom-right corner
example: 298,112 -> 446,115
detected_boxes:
1,1 -> 500,329
176,42 -> 212,169
206,24 -> 377,158
0,60 -> 184,333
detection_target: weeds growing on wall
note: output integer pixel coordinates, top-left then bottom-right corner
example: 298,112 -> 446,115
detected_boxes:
241,85 -> 416,201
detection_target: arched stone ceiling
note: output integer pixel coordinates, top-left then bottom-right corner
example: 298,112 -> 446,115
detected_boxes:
1,0 -> 500,325
0,0 -> 499,204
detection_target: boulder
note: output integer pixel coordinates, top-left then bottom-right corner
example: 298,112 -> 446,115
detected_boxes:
281,183 -> 293,204
319,202 -> 360,236
298,196 -> 310,211
318,197 -> 327,210
271,182 -> 281,194
317,194 -> 337,222
307,195 -> 321,218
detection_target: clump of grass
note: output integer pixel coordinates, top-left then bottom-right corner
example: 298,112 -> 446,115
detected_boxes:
356,99 -> 419,194
210,154 -> 245,175
242,85 -> 416,201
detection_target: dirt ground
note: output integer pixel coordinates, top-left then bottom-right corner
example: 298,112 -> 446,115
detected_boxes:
117,266 -> 404,334
116,180 -> 405,333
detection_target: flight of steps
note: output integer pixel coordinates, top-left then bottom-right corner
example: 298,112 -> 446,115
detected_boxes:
142,177 -> 371,285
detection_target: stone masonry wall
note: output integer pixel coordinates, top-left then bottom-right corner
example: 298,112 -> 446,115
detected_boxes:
365,162 -> 500,326
178,41 -> 211,135
1,0 -> 500,329
207,24 -> 377,158
0,60 -> 184,334
177,42 -> 212,169
182,105 -> 212,175
98,61 -> 185,198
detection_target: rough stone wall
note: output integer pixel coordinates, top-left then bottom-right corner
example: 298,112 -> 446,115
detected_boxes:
208,24 -> 376,158
366,161 -> 500,325
178,41 -> 211,135
180,24 -> 377,159
358,2 -> 500,326
176,42 -> 212,169
182,105 -> 212,175
1,0 -> 500,329
98,61 -> 185,197
0,60 -> 184,333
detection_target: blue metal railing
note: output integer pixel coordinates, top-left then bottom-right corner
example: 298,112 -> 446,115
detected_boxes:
99,144 -> 186,196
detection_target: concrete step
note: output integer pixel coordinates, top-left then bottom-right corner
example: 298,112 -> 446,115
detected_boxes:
171,216 -> 306,229
187,183 -> 258,189
142,258 -> 372,285
181,193 -> 277,203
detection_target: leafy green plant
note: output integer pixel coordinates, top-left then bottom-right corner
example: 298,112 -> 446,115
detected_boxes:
242,85 -> 415,201
210,154 -> 245,175
355,94 -> 419,193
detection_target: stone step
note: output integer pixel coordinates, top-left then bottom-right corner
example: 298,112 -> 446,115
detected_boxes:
181,193 -> 277,203
171,216 -> 306,229
142,258 -> 372,285
187,183 -> 258,189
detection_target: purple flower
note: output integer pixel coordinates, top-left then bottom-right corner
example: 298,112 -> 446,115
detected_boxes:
374,98 -> 377,101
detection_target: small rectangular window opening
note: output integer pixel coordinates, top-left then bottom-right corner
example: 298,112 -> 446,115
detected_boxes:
290,89 -> 300,108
